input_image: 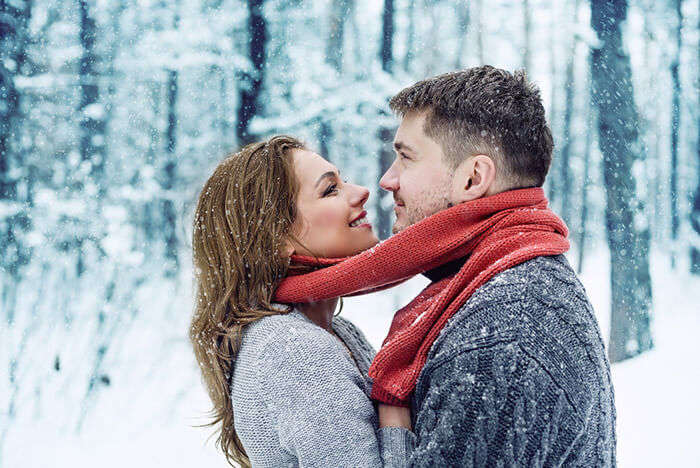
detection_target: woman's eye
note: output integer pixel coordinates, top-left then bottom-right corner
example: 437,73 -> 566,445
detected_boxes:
323,184 -> 338,196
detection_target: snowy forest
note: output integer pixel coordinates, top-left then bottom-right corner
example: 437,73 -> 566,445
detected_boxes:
1,0 -> 699,466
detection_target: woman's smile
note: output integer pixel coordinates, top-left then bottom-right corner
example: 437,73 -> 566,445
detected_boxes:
291,149 -> 379,258
349,210 -> 371,228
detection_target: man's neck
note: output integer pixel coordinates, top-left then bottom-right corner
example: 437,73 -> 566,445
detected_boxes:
422,256 -> 469,282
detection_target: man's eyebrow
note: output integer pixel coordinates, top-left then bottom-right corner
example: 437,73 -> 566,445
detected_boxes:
315,170 -> 339,189
393,141 -> 415,153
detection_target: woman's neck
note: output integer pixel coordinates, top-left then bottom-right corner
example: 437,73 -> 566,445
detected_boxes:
296,298 -> 338,331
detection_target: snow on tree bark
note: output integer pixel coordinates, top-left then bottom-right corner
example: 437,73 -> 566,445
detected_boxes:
376,0 -> 395,241
590,0 -> 653,362
690,0 -> 700,274
0,0 -> 32,324
236,0 -> 267,146
670,0 -> 682,267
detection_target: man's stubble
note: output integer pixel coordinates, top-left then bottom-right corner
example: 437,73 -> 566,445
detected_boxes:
392,183 -> 452,234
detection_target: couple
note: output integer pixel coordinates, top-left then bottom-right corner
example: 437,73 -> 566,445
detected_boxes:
190,66 -> 616,467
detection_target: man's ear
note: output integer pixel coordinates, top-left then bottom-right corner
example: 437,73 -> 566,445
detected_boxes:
451,154 -> 497,204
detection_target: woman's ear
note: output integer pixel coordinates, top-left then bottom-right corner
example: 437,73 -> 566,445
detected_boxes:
282,239 -> 295,257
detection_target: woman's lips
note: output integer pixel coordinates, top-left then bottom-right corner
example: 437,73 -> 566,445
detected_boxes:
349,210 -> 367,224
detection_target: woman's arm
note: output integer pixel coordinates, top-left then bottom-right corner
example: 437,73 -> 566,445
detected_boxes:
258,328 -> 415,467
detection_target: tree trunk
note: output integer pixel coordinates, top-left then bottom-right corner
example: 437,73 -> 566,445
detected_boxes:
380,0 -> 393,72
577,54 -> 594,275
547,1 -> 559,207
376,0 -> 395,240
670,0 -> 681,267
560,0 -> 580,229
0,0 -> 33,324
160,4 -> 181,278
475,0 -> 484,64
317,118 -> 332,163
641,10 -> 661,244
591,0 -> 653,362
78,0 -> 106,192
0,2 -> 22,202
522,0 -> 531,72
320,0 -> 352,164
454,0 -> 470,69
325,0 -> 350,72
403,0 -> 415,71
692,0 -> 700,274
236,0 -> 267,146
162,68 -> 178,277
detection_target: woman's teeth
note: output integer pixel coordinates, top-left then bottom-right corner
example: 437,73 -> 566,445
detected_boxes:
350,216 -> 368,227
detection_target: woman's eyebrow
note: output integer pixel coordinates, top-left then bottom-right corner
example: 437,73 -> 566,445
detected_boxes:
314,170 -> 339,189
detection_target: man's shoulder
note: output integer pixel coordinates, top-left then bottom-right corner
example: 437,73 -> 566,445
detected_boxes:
427,254 -> 599,361
464,253 -> 581,308
410,256 -> 615,467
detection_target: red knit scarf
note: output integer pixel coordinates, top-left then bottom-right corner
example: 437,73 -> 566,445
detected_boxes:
273,187 -> 569,405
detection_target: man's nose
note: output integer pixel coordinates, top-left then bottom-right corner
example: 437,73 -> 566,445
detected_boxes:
379,161 -> 399,192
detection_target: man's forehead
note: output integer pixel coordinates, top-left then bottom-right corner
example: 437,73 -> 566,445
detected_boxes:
401,110 -> 428,126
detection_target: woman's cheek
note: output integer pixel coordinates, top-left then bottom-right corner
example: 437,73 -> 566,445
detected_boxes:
318,206 -> 344,229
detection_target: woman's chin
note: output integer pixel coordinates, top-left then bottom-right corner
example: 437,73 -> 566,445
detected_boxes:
356,235 -> 380,254
330,237 -> 378,258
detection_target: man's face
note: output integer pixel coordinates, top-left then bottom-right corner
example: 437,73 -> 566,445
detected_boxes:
379,111 -> 454,234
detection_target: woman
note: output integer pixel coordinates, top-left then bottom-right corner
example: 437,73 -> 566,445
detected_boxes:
190,135 -> 414,468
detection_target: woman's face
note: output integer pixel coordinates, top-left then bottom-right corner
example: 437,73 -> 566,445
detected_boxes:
288,149 -> 379,258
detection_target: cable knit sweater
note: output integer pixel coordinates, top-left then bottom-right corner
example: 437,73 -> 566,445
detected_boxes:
408,254 -> 616,467
231,309 -> 415,467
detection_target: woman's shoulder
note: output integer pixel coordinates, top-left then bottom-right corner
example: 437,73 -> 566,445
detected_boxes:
235,309 -> 342,388
242,308 -> 341,358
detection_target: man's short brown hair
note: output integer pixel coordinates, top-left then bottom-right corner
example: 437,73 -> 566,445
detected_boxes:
389,65 -> 553,188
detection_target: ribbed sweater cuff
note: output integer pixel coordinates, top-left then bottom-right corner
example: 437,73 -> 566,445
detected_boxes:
378,426 -> 416,467
371,385 -> 411,407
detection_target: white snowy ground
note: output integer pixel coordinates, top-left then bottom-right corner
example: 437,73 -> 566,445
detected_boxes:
4,249 -> 699,467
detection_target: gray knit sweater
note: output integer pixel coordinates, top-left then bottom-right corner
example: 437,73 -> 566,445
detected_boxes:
409,254 -> 616,467
231,308 -> 415,467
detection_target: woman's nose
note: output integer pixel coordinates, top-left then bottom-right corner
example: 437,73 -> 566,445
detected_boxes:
350,184 -> 370,206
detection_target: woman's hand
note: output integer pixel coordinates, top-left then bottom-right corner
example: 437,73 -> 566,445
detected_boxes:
378,403 -> 412,430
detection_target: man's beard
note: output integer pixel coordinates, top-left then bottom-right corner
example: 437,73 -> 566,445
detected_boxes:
392,189 -> 451,234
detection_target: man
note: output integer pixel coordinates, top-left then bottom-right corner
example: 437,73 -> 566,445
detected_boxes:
375,66 -> 616,466
273,65 -> 615,467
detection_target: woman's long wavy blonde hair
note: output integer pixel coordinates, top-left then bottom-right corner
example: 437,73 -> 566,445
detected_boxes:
190,135 -> 314,467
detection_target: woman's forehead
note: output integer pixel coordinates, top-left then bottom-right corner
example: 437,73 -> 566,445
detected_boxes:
292,149 -> 337,180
